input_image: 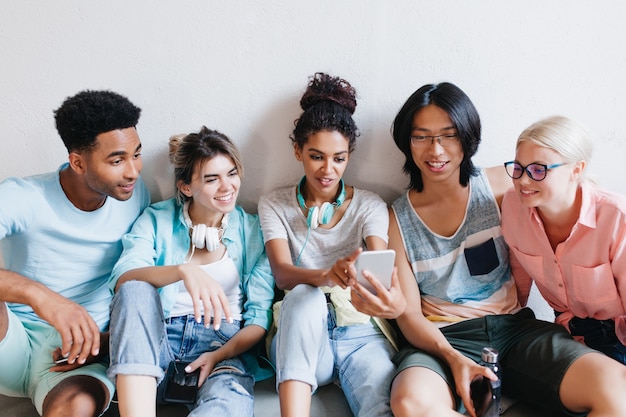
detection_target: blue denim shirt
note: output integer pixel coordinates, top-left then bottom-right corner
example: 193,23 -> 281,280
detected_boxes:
109,198 -> 275,380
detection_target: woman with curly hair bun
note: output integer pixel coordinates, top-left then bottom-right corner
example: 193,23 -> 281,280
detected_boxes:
258,73 -> 400,417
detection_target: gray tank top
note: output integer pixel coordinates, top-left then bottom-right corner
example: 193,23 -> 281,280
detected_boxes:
392,169 -> 513,306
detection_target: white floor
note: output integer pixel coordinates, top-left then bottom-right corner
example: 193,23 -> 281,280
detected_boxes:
0,377 -> 566,417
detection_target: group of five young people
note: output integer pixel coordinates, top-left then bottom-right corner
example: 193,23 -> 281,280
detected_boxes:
3,73 -> 626,417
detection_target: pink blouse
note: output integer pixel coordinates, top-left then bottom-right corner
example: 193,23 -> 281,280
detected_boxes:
502,182 -> 626,345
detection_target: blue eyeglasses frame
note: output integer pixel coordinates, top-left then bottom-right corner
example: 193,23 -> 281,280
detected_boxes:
503,161 -> 566,181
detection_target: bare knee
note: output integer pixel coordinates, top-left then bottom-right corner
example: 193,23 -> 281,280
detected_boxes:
390,368 -> 457,417
560,352 -> 626,415
590,355 -> 626,414
391,384 -> 435,417
391,387 -> 423,417
42,375 -> 109,417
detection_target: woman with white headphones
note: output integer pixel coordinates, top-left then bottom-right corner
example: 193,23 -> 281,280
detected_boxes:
258,72 -> 403,417
107,127 -> 274,417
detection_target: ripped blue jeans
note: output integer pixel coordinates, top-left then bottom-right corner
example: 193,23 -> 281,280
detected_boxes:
108,280 -> 254,417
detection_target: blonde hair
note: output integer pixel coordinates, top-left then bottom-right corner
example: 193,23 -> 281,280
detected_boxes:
168,126 -> 243,205
517,115 -> 593,180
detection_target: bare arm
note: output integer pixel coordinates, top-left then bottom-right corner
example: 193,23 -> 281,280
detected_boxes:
508,250 -> 533,306
485,165 -> 513,209
264,238 -> 361,290
115,264 -> 196,291
186,324 -> 266,387
0,268 -> 101,365
387,211 -> 496,417
350,234 -> 408,318
115,264 -> 233,329
388,211 -> 462,355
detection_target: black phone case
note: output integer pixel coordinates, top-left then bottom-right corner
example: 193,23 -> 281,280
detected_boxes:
470,375 -> 493,417
162,361 -> 200,404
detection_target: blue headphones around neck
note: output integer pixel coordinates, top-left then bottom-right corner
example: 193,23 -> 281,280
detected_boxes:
296,176 -> 346,229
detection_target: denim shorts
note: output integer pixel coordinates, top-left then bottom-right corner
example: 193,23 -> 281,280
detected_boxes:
393,308 -> 594,416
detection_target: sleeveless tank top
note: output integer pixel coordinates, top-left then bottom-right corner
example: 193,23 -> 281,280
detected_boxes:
392,169 -> 519,322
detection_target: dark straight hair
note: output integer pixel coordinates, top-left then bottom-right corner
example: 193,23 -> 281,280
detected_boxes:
391,82 -> 481,191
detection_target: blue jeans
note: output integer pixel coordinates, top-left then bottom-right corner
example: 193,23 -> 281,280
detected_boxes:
108,281 -> 254,417
273,284 -> 395,417
568,316 -> 626,364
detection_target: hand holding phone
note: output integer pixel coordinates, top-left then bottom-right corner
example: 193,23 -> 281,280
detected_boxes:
52,347 -> 80,366
470,375 -> 494,417
163,361 -> 200,404
355,250 -> 395,294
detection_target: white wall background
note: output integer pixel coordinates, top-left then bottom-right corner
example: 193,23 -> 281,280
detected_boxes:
2,1 -> 626,318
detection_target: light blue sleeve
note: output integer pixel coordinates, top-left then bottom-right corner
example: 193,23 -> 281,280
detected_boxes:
108,206 -> 159,293
239,209 -> 275,330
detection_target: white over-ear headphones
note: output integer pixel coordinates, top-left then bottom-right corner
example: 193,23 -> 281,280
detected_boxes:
183,201 -> 229,252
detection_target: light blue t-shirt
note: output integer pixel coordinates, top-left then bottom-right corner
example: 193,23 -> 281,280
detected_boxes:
0,164 -> 150,329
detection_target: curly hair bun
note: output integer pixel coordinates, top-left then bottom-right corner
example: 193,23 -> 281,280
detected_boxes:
300,72 -> 357,115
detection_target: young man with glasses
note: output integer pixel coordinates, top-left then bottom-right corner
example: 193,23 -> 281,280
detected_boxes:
353,82 -> 626,417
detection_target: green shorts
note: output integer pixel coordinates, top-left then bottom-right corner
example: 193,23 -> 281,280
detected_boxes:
0,308 -> 115,415
393,308 -> 594,416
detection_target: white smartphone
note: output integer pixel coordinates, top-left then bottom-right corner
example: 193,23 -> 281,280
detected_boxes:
355,249 -> 395,294
54,355 -> 78,364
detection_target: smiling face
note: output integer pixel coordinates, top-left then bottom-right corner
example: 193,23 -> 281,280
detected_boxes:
294,130 -> 350,201
410,104 -> 463,187
513,140 -> 581,212
78,127 -> 143,202
179,153 -> 240,225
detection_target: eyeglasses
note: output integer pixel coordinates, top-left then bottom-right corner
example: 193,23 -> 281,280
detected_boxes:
504,161 -> 566,181
410,133 -> 459,147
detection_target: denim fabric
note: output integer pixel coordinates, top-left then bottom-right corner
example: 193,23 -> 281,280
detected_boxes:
569,316 -> 626,364
109,199 -> 274,331
108,198 -> 275,382
272,284 -> 395,417
109,281 -> 254,417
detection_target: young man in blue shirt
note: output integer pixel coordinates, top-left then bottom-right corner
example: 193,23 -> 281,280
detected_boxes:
0,90 -> 150,417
